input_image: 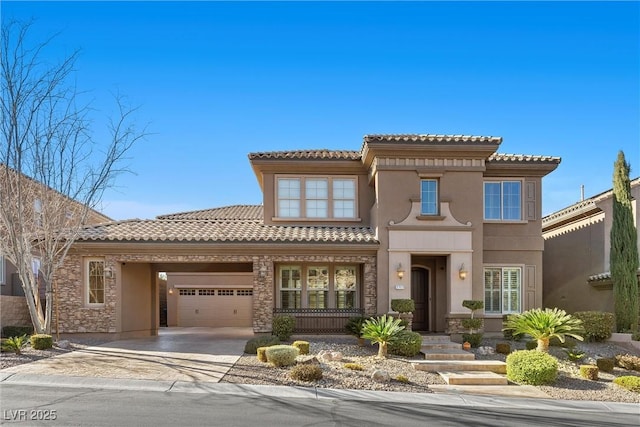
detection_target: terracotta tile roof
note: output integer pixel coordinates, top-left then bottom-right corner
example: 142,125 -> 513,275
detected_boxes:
248,150 -> 361,160
363,134 -> 503,144
488,153 -> 561,164
157,205 -> 263,220
76,219 -> 378,244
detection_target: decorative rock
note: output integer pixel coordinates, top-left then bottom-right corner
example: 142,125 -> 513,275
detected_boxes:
55,340 -> 70,349
371,370 -> 390,383
317,350 -> 333,362
330,351 -> 343,361
476,346 -> 495,355
296,356 -> 320,365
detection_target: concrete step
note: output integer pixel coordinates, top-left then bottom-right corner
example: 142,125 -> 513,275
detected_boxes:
438,371 -> 508,386
423,349 -> 475,360
412,360 -> 507,374
420,335 -> 453,344
420,342 -> 463,350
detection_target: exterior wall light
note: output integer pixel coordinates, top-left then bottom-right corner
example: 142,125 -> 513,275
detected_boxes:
168,286 -> 174,295
396,263 -> 405,280
458,264 -> 468,280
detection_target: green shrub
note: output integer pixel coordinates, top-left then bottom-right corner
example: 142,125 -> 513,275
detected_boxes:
526,340 -> 538,350
502,315 -> 523,340
244,335 -> 280,354
344,363 -> 364,371
290,364 -> 323,382
292,340 -> 310,355
616,354 -> 640,371
613,376 -> 640,393
272,315 -> 295,341
563,348 -> 585,362
462,300 -> 484,312
506,350 -> 558,385
503,308 -> 584,353
1,335 -> 28,354
579,365 -> 599,380
496,342 -> 511,355
30,334 -> 53,350
572,311 -> 615,342
632,331 -> 640,341
265,345 -> 299,367
256,347 -> 268,362
596,358 -> 615,373
345,316 -> 368,338
395,375 -> 410,383
462,333 -> 483,348
461,318 -> 483,331
388,331 -> 422,357
2,326 -> 33,339
390,299 -> 415,313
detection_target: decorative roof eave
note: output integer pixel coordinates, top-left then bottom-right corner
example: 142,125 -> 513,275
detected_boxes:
362,134 -> 503,145
484,156 -> 561,178
587,269 -> 640,290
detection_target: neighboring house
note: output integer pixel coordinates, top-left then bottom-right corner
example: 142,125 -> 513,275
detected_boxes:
542,178 -> 640,314
55,134 -> 560,338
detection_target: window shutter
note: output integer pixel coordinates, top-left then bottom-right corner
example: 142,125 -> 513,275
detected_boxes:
525,181 -> 536,221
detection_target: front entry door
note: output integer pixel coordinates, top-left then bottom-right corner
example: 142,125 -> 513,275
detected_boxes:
411,267 -> 429,331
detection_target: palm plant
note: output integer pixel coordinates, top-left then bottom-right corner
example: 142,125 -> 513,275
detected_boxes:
503,308 -> 584,353
1,335 -> 28,355
361,314 -> 405,358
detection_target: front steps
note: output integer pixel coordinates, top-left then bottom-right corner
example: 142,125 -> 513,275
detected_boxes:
416,335 -> 508,386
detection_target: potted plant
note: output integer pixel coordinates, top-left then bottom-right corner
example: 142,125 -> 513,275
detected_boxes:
461,300 -> 484,348
391,299 -> 415,331
345,316 -> 368,346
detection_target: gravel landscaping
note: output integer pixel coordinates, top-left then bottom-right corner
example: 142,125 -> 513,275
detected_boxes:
2,334 -> 639,403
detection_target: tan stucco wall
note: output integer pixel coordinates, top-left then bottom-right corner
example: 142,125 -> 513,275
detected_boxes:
120,263 -> 154,336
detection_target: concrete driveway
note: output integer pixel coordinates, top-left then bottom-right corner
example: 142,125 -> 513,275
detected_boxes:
1,327 -> 253,383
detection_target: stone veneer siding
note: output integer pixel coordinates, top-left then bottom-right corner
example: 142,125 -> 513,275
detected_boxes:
54,252 -> 377,334
0,295 -> 32,329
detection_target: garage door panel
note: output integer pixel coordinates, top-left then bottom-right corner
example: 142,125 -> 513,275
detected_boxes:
178,288 -> 252,327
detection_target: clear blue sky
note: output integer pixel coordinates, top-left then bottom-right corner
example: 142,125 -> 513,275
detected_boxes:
3,1 -> 639,220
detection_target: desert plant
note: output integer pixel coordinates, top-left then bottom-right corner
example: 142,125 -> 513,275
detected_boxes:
579,365 -> 599,380
633,331 -> 640,341
572,311 -> 615,342
615,354 -> 640,371
30,334 -> 53,350
272,315 -> 295,341
525,340 -> 538,350
1,335 -> 28,354
462,333 -> 483,348
502,315 -> 523,340
292,340 -> 310,355
596,358 -> 615,373
563,348 -> 586,363
344,363 -> 364,371
345,316 -> 368,339
390,299 -> 415,313
290,364 -> 323,382
256,347 -> 268,362
613,376 -> 640,393
361,314 -> 405,358
388,330 -> 422,357
502,308 -> 585,352
244,336 -> 280,354
506,350 -> 558,385
496,342 -> 511,355
265,345 -> 299,367
395,375 -> 410,383
1,326 -> 34,339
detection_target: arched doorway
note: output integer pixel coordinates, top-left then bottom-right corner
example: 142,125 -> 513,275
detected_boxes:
411,267 -> 430,331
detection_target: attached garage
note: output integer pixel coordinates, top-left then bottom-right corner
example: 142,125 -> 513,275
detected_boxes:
168,272 -> 253,327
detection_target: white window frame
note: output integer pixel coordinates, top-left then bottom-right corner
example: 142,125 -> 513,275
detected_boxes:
332,179 -> 356,218
420,179 -> 439,215
277,178 -> 301,218
0,254 -> 5,285
275,175 -> 358,220
306,266 -> 329,308
278,265 -> 302,309
483,180 -> 523,221
484,266 -> 522,314
85,257 -> 106,306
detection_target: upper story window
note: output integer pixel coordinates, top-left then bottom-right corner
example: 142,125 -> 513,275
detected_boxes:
484,181 -> 522,221
276,176 -> 357,219
34,198 -> 43,227
420,179 -> 438,215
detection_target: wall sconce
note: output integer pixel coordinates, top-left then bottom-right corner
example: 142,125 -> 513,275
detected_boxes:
458,264 -> 468,280
168,286 -> 174,295
396,263 -> 405,280
104,268 -> 114,279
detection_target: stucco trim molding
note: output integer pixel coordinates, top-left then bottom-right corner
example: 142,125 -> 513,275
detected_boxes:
389,201 -> 472,228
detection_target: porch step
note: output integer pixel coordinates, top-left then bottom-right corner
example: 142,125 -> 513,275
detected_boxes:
420,335 -> 454,344
438,371 -> 508,386
412,360 -> 507,374
423,349 -> 475,360
420,342 -> 463,350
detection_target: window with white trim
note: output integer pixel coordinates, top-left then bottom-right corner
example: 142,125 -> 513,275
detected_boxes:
0,254 -> 5,285
420,179 -> 438,215
484,267 -> 521,314
85,258 -> 105,305
277,264 -> 359,309
276,176 -> 357,219
484,181 -> 522,220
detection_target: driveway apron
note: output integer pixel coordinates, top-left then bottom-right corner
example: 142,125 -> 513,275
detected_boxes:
1,327 -> 253,383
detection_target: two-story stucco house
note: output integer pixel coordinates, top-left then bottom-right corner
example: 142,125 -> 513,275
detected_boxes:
54,134 -> 560,338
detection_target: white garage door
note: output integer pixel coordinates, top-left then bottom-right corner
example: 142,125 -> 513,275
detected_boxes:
178,288 -> 253,327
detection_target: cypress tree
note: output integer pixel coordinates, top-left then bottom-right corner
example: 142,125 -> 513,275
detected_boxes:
610,151 -> 639,332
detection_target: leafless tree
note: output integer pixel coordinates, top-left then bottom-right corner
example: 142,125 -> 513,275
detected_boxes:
0,20 -> 147,334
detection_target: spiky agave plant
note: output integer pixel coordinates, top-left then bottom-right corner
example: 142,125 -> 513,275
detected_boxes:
1,335 -> 28,355
503,308 -> 584,352
361,314 -> 405,358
